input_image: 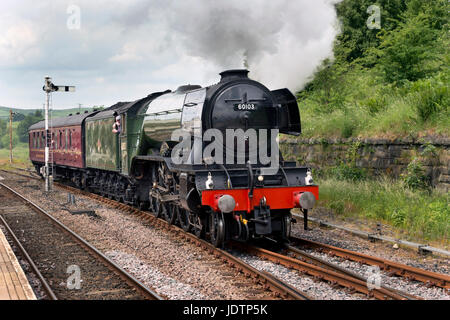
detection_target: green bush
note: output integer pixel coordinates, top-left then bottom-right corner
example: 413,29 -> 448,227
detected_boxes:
341,119 -> 356,138
420,143 -> 438,157
402,158 -> 429,190
363,96 -> 387,115
409,78 -> 449,122
377,13 -> 440,84
390,208 -> 407,227
329,200 -> 345,215
330,162 -> 367,182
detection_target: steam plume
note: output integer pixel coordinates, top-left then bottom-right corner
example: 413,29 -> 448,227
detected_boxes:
159,0 -> 340,91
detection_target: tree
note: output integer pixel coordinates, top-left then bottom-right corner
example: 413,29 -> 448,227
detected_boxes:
13,113 -> 25,122
334,0 -> 406,64
0,119 -> 6,135
0,119 -> 6,148
377,13 -> 442,83
1,131 -> 18,148
16,113 -> 44,143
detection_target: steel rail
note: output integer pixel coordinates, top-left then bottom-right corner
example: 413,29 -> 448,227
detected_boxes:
285,244 -> 421,300
290,236 -> 450,290
231,242 -> 410,300
0,182 -> 163,300
260,270 -> 313,300
0,214 -> 58,300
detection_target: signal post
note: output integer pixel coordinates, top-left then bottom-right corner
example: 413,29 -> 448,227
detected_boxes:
42,77 -> 75,192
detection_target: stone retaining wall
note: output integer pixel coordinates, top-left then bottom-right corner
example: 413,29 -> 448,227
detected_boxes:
280,137 -> 450,192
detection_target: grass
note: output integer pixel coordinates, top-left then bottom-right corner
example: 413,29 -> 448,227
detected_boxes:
0,143 -> 33,170
317,176 -> 449,246
298,65 -> 449,139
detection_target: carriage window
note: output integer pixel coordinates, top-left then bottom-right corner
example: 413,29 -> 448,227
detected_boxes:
65,129 -> 68,150
59,131 -> 62,148
37,132 -> 40,148
69,130 -> 72,149
32,133 -> 35,148
52,132 -> 55,149
42,131 -> 45,148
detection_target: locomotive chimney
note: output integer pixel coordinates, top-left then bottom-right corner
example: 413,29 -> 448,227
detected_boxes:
219,69 -> 249,82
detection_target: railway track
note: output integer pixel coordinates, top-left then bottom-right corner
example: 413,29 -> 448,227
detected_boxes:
0,170 -> 312,300
0,215 -> 57,300
229,241 -> 418,300
284,243 -> 421,300
57,181 -> 312,300
49,178 -> 434,300
2,169 -> 448,300
52,172 -> 448,300
0,181 -> 162,300
289,236 -> 450,290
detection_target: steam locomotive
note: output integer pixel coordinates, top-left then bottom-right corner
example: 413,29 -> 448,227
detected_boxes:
29,70 -> 318,247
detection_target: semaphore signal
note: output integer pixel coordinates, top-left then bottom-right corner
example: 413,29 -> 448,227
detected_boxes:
42,76 -> 75,192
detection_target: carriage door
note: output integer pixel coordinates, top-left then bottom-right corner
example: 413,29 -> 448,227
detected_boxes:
119,114 -> 128,174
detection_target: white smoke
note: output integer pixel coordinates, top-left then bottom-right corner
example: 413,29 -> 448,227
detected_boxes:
157,0 -> 340,91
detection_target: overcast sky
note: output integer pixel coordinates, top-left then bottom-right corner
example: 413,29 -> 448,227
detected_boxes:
0,0 -> 339,110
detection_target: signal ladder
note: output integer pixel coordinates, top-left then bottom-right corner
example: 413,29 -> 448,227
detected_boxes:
45,105 -> 54,179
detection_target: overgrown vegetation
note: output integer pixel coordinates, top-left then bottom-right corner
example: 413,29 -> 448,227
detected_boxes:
308,139 -> 448,244
328,141 -> 368,181
317,176 -> 449,244
298,0 -> 449,138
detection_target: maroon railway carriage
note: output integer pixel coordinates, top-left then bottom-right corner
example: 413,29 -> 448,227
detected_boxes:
28,112 -> 94,173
